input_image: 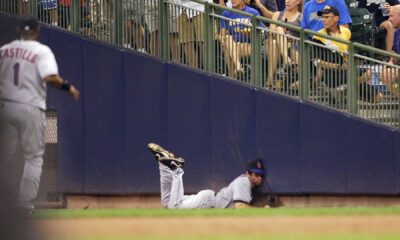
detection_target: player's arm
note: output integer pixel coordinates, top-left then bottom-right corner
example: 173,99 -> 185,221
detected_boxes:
44,74 -> 80,101
233,201 -> 252,208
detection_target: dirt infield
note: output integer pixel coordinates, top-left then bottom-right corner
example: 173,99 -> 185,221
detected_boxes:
35,216 -> 400,239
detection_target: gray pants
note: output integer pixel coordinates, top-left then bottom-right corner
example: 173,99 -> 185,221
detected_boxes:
159,163 -> 215,208
0,101 -> 45,209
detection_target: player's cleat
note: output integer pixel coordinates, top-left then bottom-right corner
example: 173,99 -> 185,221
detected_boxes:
147,143 -> 175,160
147,143 -> 185,169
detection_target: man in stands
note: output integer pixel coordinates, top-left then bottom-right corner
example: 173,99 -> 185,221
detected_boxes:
301,0 -> 352,32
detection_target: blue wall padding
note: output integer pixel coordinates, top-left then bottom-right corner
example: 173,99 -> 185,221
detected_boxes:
209,78 -> 257,190
346,118 -> 397,194
2,14 -> 400,195
45,28 -> 86,192
82,41 -> 126,193
123,51 -> 168,193
167,64 -> 213,192
300,103 -> 348,193
396,132 -> 400,192
255,90 -> 301,193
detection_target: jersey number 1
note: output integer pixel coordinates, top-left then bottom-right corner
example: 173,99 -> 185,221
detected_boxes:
13,63 -> 20,86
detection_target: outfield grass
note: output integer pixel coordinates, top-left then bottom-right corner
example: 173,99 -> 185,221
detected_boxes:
36,207 -> 400,218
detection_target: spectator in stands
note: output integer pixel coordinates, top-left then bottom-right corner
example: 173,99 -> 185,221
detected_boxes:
265,0 -> 303,88
145,0 -> 179,62
301,0 -> 352,32
380,4 -> 400,97
357,0 -> 397,53
58,0 -> 91,30
219,0 -> 261,78
312,6 -> 351,88
38,0 -> 58,26
122,0 -> 146,52
178,1 -> 209,69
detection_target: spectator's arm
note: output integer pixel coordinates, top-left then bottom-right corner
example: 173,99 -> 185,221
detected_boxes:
219,0 -> 226,6
254,0 -> 274,18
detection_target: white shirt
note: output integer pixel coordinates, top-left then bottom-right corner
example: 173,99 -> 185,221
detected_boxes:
0,39 -> 58,110
179,0 -> 213,18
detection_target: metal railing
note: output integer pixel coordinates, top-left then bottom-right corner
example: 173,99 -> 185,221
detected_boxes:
2,0 -> 399,127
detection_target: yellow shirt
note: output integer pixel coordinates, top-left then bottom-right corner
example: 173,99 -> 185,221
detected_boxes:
313,26 -> 351,54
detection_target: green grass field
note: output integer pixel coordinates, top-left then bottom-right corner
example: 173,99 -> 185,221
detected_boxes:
36,207 -> 400,218
35,207 -> 400,240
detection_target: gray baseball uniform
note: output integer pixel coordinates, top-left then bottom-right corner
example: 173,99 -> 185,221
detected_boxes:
0,39 -> 58,210
159,163 -> 253,208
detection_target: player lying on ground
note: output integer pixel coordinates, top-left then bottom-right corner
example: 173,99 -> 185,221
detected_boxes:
147,143 -> 266,208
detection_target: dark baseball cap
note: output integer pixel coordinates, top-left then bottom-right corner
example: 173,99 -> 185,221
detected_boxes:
19,15 -> 38,32
247,159 -> 265,175
317,5 -> 340,17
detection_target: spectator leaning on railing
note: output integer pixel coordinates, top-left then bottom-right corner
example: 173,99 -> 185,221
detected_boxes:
301,0 -> 352,32
219,0 -> 261,78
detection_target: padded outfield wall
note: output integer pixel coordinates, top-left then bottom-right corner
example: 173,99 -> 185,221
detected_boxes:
1,14 -> 400,195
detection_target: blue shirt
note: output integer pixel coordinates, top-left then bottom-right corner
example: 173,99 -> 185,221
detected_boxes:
301,0 -> 352,32
221,6 -> 261,43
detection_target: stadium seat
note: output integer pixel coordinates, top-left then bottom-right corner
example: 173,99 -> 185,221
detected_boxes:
349,8 -> 375,47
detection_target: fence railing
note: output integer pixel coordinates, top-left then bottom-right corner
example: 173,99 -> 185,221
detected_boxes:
1,0 -> 399,127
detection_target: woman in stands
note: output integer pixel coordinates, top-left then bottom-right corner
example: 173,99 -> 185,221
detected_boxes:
265,0 -> 303,89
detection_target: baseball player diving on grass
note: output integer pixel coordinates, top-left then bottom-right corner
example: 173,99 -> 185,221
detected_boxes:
148,143 -> 266,208
0,15 -> 80,212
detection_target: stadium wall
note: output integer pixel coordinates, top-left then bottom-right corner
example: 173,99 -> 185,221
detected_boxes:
1,13 -> 400,196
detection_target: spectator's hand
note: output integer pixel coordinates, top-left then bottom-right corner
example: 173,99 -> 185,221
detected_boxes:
254,0 -> 262,6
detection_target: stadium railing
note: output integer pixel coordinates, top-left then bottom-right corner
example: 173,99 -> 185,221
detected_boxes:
1,0 -> 399,127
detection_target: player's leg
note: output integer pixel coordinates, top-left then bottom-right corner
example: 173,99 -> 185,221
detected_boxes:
178,190 -> 215,209
0,102 -> 20,197
17,105 -> 45,210
148,143 -> 185,207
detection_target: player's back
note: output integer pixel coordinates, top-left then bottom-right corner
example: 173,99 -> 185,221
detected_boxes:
0,39 -> 58,110
214,174 -> 252,208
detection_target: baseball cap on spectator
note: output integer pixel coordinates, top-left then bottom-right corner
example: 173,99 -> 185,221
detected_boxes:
317,5 -> 340,17
247,159 -> 265,175
19,15 -> 38,32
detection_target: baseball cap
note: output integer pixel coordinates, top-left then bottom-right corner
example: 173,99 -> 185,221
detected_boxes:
247,159 -> 265,175
19,15 -> 38,32
317,5 -> 340,17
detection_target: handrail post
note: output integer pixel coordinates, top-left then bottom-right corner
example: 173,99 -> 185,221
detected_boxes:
159,0 -> 169,60
71,0 -> 80,32
28,0 -> 38,17
348,42 -> 358,114
251,16 -> 261,87
113,0 -> 123,46
299,29 -> 309,100
203,2 -> 214,72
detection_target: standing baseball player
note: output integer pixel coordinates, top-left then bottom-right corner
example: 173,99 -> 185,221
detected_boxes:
147,143 -> 265,208
0,15 -> 80,212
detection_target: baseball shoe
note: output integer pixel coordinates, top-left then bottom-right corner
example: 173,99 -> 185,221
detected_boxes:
147,143 -> 185,169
